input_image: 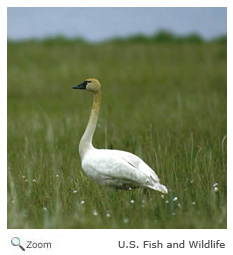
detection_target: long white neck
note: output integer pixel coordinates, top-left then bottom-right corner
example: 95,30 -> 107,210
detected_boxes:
79,90 -> 101,160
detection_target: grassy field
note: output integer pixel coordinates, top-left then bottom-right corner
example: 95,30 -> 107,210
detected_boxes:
7,38 -> 227,229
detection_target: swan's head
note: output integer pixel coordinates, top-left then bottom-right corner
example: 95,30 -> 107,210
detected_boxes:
72,78 -> 101,93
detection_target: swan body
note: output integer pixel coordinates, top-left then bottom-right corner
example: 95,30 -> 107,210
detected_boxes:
72,78 -> 168,194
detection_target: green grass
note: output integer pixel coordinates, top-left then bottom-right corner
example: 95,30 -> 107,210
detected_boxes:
7,39 -> 227,229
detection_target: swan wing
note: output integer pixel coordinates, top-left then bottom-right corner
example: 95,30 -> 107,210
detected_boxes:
116,150 -> 160,182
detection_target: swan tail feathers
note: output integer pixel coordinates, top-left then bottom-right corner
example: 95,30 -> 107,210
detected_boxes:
147,183 -> 168,194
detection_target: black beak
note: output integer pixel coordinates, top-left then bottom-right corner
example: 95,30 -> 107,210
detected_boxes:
72,80 -> 87,89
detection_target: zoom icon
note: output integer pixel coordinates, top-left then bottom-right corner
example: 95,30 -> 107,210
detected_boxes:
11,237 -> 25,251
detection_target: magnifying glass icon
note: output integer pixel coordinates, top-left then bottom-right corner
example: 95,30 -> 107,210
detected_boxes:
11,237 -> 25,251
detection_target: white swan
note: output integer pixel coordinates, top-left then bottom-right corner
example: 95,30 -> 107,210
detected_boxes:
72,78 -> 168,194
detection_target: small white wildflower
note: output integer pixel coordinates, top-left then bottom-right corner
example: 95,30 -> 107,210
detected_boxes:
25,179 -> 28,182
22,176 -> 25,179
123,218 -> 129,224
106,212 -> 111,218
43,207 -> 47,211
73,190 -> 77,193
190,179 -> 194,183
93,210 -> 98,216
173,196 -> 178,201
192,201 -> 196,205
177,203 -> 181,207
56,174 -> 59,177
80,200 -> 85,205
214,186 -> 218,192
32,179 -> 36,182
213,183 -> 218,187
161,194 -> 164,199
128,187 -> 132,190
165,200 -> 169,204
130,199 -> 135,204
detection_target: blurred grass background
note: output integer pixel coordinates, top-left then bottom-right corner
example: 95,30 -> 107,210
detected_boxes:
7,33 -> 227,228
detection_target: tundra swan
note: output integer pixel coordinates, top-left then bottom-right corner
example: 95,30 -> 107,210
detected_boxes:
72,78 -> 168,194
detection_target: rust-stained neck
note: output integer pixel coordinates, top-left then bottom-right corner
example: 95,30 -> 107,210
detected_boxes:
79,90 -> 101,159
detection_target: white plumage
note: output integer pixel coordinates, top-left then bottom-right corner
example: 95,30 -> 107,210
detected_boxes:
72,78 -> 168,194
